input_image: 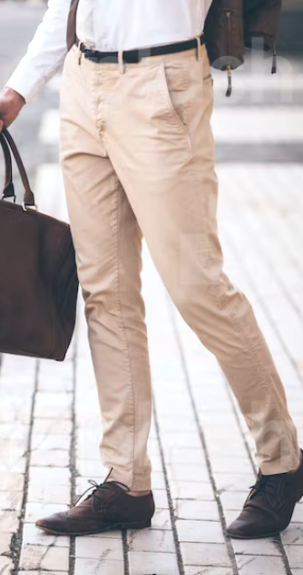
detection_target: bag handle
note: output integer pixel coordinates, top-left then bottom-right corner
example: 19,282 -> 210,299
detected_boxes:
0,133 -> 15,201
1,127 -> 36,210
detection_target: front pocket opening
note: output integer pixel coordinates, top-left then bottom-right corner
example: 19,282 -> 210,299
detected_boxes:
161,63 -> 189,134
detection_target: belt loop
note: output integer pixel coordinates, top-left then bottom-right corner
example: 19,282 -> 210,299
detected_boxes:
78,41 -> 84,66
118,50 -> 125,74
195,36 -> 202,61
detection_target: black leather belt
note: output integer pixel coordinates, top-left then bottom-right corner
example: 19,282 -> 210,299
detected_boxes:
76,33 -> 205,64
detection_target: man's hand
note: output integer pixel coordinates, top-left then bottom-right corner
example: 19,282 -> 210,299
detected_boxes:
0,87 -> 25,131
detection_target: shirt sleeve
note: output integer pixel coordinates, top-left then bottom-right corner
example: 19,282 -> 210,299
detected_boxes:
5,0 -> 71,103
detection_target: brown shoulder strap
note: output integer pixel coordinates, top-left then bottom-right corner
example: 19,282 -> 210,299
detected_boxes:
67,0 -> 80,51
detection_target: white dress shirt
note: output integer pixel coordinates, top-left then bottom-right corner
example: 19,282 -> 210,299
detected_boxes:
7,0 -> 213,103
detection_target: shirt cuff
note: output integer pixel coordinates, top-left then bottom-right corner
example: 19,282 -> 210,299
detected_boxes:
5,53 -> 65,104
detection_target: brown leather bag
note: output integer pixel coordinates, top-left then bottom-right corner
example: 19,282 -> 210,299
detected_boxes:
0,127 -> 79,361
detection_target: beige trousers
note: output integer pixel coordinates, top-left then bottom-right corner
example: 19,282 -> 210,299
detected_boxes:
60,43 -> 300,490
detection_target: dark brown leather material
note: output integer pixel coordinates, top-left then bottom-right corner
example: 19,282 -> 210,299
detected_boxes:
0,127 -> 79,361
67,0 -> 80,52
204,0 -> 282,71
36,481 -> 155,535
227,451 -> 303,539
0,133 -> 14,200
204,0 -> 245,71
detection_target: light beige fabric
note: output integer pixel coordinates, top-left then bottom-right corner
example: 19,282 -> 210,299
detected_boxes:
60,44 -> 301,490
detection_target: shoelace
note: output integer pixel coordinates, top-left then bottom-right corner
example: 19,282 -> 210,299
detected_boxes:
245,472 -> 285,506
74,474 -> 130,507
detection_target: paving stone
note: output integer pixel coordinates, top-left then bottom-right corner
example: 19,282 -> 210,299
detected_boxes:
0,397 -> 32,424
75,536 -> 123,560
30,449 -> 69,468
22,523 -> 69,547
32,418 -> 73,436
292,504 -> 303,523
159,417 -> 198,432
281,523 -> 303,545
167,463 -> 209,483
38,378 -> 73,392
27,484 -> 70,505
220,491 -> 246,511
151,508 -> 172,530
223,509 -> 241,526
74,558 -> 124,575
236,555 -> 286,574
160,432 -> 202,448
0,532 -> 12,554
129,551 -> 179,575
128,528 -> 175,553
205,443 -> 248,460
163,446 -> 206,465
151,471 -> 166,489
152,489 -> 169,509
29,467 -> 70,486
0,472 -> 24,491
180,542 -> 231,567
284,544 -> 303,569
76,442 -> 101,461
214,473 -> 255,493
0,437 -> 27,456
149,454 -> 163,472
0,422 -> 29,440
0,510 -> 20,532
31,434 -> 71,451
25,502 -> 68,523
88,531 -> 122,540
175,500 -> 220,521
171,481 -> 214,501
147,438 -> 161,457
77,459 -> 107,478
34,392 -> 72,419
176,520 -> 225,543
232,537 -> 281,556
210,457 -> 253,473
0,456 -> 27,473
19,545 -> 69,571
20,572 -> 68,575
0,557 -> 13,575
185,568 -> 233,575
0,490 -> 23,510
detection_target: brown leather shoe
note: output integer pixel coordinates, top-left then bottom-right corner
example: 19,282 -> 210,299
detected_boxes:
227,451 -> 303,539
36,480 -> 155,536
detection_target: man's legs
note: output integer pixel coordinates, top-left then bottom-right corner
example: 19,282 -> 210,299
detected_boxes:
102,45 -> 301,476
59,47 -> 152,492
37,40 -> 303,539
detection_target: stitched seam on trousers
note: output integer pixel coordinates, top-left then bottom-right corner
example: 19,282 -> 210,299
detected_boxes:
113,186 -> 136,488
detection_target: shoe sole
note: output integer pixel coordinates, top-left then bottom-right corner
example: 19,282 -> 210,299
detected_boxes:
35,519 -> 152,536
227,530 -> 280,540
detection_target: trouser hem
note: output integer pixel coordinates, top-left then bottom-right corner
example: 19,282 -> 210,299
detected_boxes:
260,448 -> 301,475
107,468 -> 152,491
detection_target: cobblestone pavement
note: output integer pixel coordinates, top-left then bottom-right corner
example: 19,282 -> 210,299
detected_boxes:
1,3 -> 303,575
